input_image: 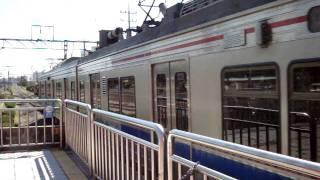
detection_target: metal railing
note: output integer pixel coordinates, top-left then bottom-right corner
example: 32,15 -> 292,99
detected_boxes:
64,99 -> 92,169
92,109 -> 165,180
0,99 -> 62,148
289,111 -> 317,162
63,99 -> 165,180
168,129 -> 320,180
62,99 -> 320,179
223,105 -> 281,152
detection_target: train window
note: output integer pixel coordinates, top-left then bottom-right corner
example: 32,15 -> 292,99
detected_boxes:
71,81 -> 76,100
293,66 -> 320,93
40,82 -> 45,97
51,80 -> 55,98
56,82 -> 62,99
46,82 -> 51,98
120,76 -> 136,117
79,80 -> 85,102
156,74 -> 167,127
90,73 -> 101,108
108,78 -> 120,113
222,64 -> 280,153
289,61 -> 320,162
224,67 -> 277,92
63,78 -> 68,99
175,72 -> 188,131
308,6 -> 320,33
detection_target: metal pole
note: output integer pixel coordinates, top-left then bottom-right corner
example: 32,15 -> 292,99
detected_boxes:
59,99 -> 63,148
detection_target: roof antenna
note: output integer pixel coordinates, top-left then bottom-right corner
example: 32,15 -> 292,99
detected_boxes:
137,0 -> 162,30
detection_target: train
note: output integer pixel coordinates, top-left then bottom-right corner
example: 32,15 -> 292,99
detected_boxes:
38,0 -> 320,163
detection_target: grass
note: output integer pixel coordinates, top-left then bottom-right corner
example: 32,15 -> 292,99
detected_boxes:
1,111 -> 18,127
0,88 -> 18,127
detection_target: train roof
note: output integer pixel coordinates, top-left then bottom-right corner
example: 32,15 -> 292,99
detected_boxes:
41,0 -> 277,79
40,57 -> 79,80
78,0 -> 276,64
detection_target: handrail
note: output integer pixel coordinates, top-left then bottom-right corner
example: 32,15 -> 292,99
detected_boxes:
92,108 -> 165,140
64,100 -> 166,179
0,99 -> 60,103
92,108 -> 165,180
64,99 -> 91,113
168,129 -> 320,178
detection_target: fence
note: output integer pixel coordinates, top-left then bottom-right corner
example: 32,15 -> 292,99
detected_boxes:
92,109 -> 165,180
168,129 -> 320,180
0,99 -> 62,148
64,99 -> 92,168
63,99 -> 165,180
63,99 -> 320,180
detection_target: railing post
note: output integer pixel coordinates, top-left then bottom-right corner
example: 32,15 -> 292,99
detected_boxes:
58,99 -> 63,148
156,125 -> 165,180
63,100 -> 68,150
167,133 -> 173,180
88,104 -> 94,177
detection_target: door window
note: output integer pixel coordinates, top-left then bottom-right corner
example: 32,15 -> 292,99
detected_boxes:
79,80 -> 85,102
90,73 -> 101,108
175,72 -> 188,131
108,78 -> 120,113
156,74 -> 167,127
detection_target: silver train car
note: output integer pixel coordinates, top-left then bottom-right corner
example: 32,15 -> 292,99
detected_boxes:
38,0 -> 320,163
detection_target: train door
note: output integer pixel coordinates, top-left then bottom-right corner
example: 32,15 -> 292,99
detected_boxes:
63,78 -> 68,99
51,80 -> 55,98
153,60 -> 190,132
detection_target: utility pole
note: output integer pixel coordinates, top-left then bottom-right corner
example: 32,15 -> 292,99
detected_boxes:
2,66 -> 12,88
31,25 -> 55,40
120,1 -> 137,38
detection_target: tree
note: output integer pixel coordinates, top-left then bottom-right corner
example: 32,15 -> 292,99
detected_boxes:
18,76 -> 28,87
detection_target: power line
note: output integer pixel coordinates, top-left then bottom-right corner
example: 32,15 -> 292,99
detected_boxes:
0,38 -> 98,60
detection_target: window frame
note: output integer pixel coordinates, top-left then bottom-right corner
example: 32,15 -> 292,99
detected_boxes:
40,82 -> 45,97
120,76 -> 136,117
55,81 -> 62,99
70,81 -> 76,100
221,62 -> 281,152
79,80 -> 86,102
287,58 -> 320,162
46,81 -> 51,98
90,73 -> 101,109
308,6 -> 320,33
107,77 -> 120,113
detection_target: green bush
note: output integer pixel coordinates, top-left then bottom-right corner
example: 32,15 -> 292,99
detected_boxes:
26,86 -> 33,92
4,102 -> 16,108
2,111 -> 16,126
0,93 -> 6,99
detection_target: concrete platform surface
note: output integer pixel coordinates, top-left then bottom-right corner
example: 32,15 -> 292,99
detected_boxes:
0,149 -> 86,180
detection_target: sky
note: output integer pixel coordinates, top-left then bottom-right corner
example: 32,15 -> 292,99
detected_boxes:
0,0 -> 179,78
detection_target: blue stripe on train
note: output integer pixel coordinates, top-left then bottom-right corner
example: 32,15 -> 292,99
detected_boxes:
174,142 -> 291,180
120,125 -> 151,142
95,119 -> 151,142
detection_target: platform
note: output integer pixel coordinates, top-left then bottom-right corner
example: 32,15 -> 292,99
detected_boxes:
0,149 -> 87,180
